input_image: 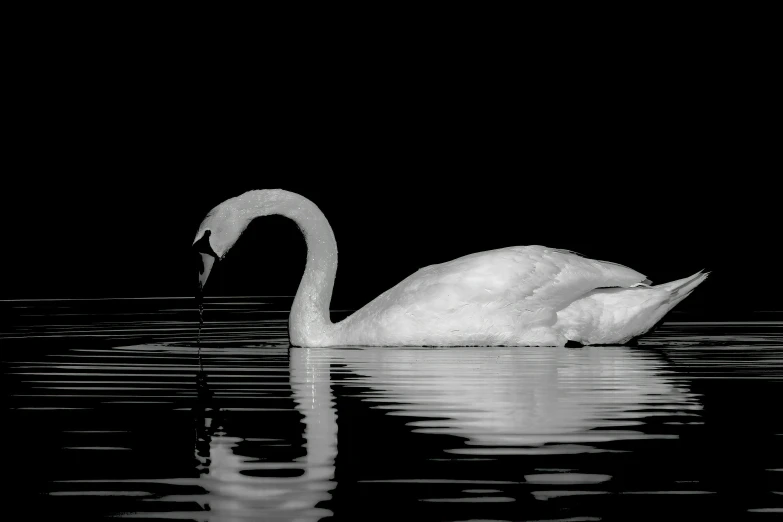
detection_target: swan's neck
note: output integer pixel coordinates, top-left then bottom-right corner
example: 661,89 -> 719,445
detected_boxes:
235,190 -> 338,346
286,197 -> 338,347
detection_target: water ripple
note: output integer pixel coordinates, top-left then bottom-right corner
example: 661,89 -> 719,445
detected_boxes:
3,299 -> 783,519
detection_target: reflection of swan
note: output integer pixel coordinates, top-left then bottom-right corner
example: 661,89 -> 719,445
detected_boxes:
294,346 -> 701,449
194,189 -> 708,347
187,350 -> 336,521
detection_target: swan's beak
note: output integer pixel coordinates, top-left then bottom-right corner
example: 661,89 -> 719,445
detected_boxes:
198,253 -> 216,292
193,230 -> 218,292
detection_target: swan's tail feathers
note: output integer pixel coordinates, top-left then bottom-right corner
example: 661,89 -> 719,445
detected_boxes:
656,270 -> 710,307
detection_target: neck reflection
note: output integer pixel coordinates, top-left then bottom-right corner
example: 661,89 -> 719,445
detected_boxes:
190,349 -> 336,521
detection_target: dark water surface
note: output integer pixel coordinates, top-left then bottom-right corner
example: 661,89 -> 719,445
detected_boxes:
3,298 -> 782,521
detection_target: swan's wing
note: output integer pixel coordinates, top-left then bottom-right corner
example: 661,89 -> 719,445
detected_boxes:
399,245 -> 645,309
352,245 -> 647,320
338,245 -> 647,344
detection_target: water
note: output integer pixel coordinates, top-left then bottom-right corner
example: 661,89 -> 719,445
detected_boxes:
3,298 -> 782,521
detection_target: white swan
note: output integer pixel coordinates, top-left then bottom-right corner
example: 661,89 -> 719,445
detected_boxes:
193,189 -> 708,347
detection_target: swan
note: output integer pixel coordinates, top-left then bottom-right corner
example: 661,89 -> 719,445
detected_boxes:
193,189 -> 708,347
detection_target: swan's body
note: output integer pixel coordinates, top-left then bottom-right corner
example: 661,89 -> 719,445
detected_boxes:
194,189 -> 708,347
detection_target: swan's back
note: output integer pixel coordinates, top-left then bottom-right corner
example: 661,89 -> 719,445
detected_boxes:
335,246 -> 647,346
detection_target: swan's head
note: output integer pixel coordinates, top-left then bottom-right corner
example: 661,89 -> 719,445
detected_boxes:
193,200 -> 252,290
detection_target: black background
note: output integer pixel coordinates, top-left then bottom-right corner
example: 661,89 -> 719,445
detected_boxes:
2,14 -> 782,522
3,26 -> 777,314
